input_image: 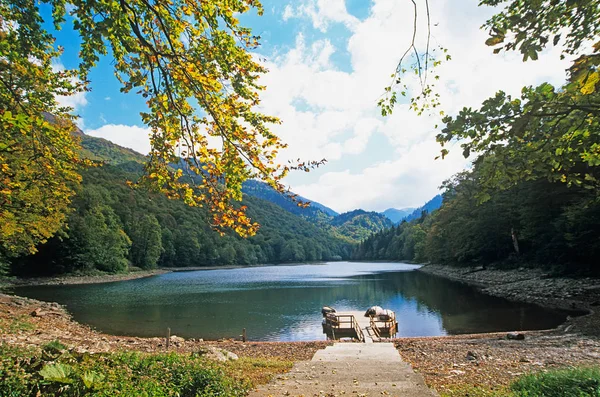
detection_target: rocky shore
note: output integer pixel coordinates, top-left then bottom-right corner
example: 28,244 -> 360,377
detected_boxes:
3,269 -> 170,287
418,264 -> 600,337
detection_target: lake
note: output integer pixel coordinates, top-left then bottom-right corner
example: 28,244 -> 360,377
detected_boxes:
14,262 -> 570,341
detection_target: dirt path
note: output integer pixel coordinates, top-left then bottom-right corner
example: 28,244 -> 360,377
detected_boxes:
248,343 -> 437,397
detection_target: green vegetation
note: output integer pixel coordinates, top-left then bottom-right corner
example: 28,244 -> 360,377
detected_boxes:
243,181 -> 393,243
439,367 -> 600,397
511,366 -> 600,397
354,174 -> 599,274
0,343 -> 291,396
330,210 -> 393,243
0,315 -> 34,334
10,160 -> 350,276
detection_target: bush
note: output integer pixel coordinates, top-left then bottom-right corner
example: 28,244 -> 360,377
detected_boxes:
511,366 -> 600,397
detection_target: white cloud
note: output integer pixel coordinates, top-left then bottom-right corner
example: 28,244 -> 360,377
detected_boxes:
264,0 -> 571,212
51,61 -> 88,112
282,0 -> 360,32
294,139 -> 469,213
85,124 -> 152,155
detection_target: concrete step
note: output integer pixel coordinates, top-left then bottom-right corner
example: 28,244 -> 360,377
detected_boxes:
247,342 -> 438,397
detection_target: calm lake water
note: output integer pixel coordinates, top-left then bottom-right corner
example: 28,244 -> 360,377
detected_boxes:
14,262 -> 569,341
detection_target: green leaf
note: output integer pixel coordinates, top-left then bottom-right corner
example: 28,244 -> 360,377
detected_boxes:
39,363 -> 74,384
485,36 -> 504,46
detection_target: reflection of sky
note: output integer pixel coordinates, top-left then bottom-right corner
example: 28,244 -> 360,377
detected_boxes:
14,262 -> 568,341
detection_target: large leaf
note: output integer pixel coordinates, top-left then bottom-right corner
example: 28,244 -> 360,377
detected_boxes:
39,363 -> 74,384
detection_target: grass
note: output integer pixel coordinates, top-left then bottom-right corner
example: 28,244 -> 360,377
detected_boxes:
0,315 -> 35,334
511,366 -> 600,397
438,367 -> 600,397
0,341 -> 292,396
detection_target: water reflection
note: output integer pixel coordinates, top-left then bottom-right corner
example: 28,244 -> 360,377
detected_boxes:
13,262 -> 568,341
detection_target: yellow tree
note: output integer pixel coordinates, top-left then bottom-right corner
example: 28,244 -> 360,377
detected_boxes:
1,0 -> 319,264
0,7 -> 85,264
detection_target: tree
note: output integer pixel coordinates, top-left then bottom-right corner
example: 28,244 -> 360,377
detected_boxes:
1,0 -> 322,268
436,1 -> 599,193
0,0 -> 85,266
68,205 -> 131,273
129,214 -> 162,269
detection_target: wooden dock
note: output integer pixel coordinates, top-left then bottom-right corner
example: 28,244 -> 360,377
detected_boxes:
322,310 -> 398,343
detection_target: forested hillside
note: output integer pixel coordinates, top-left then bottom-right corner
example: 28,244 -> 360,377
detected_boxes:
330,210 -> 393,242
354,169 -> 600,275
8,135 -> 352,276
242,180 -> 338,221
242,181 -> 393,243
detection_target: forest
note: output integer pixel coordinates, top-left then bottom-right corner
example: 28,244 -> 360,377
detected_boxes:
353,164 -> 600,275
10,161 -> 351,276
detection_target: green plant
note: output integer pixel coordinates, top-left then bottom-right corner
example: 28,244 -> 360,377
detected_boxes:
0,344 -> 286,396
511,366 -> 600,397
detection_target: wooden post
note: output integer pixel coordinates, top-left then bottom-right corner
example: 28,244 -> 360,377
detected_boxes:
166,327 -> 171,350
242,328 -> 247,342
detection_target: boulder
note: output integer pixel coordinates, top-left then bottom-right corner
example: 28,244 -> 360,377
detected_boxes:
506,332 -> 525,340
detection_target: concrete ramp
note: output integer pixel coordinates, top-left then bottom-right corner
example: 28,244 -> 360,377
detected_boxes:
248,343 -> 437,396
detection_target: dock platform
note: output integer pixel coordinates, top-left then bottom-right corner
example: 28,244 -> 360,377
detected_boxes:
322,310 -> 398,343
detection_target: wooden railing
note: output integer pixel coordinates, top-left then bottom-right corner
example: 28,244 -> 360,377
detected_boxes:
369,316 -> 381,341
325,314 -> 365,342
369,316 -> 397,339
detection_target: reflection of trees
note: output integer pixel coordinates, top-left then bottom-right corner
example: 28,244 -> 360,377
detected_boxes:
16,270 -> 568,339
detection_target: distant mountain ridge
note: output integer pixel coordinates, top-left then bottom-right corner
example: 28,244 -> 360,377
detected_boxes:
402,195 -> 443,222
242,182 -> 391,243
381,207 -> 415,223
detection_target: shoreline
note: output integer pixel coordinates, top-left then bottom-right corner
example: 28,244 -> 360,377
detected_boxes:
3,261 -> 340,288
3,269 -> 170,288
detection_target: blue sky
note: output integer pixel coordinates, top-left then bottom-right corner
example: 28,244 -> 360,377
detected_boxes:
53,0 -> 571,213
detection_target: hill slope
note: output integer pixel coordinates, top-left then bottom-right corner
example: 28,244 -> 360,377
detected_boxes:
12,135 -> 352,276
330,210 -> 394,242
242,180 -> 338,222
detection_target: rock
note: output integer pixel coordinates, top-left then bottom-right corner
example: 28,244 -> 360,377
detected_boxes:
197,346 -> 238,362
170,335 -> 185,345
590,300 -> 600,306
30,308 -> 46,317
507,332 -> 525,340
466,351 -> 478,361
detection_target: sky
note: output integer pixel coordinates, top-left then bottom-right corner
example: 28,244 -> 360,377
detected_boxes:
52,0 -> 572,214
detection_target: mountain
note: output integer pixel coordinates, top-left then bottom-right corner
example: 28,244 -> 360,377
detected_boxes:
80,134 -> 146,165
381,208 -> 415,223
78,131 -> 390,244
403,195 -> 443,222
242,180 -> 338,222
330,210 -> 394,242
